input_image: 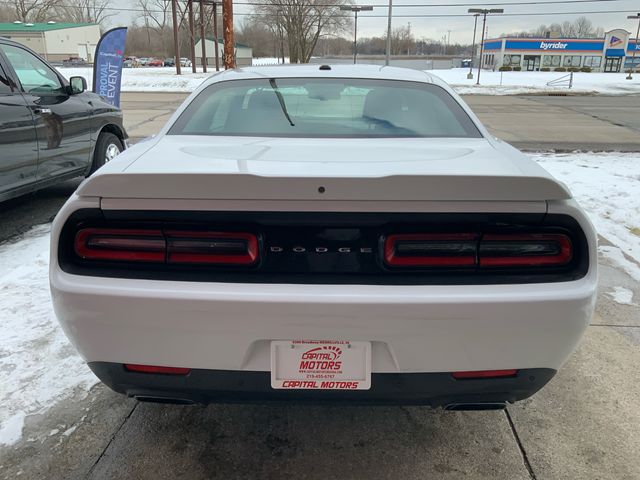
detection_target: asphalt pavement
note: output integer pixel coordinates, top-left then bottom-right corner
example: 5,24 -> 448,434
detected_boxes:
1,92 -> 639,479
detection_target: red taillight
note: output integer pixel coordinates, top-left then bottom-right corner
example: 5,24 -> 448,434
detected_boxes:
382,232 -> 573,269
74,228 -> 259,266
74,228 -> 165,262
383,233 -> 478,267
452,369 -> 518,379
166,231 -> 258,265
479,233 -> 572,267
124,364 -> 191,375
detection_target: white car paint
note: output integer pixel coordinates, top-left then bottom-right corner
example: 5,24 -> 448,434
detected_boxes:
50,65 -> 597,395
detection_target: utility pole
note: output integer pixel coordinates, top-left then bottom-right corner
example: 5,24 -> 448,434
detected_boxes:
222,0 -> 235,69
212,2 -> 220,71
199,0 -> 207,73
171,0 -> 181,74
340,5 -> 373,64
188,0 -> 197,73
468,8 -> 503,85
627,13 -> 640,80
468,14 -> 479,79
385,0 -> 392,65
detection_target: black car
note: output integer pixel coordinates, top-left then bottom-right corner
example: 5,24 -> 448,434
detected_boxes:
164,57 -> 176,67
0,38 -> 127,202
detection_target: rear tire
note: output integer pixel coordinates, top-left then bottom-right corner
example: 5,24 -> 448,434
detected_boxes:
89,132 -> 123,176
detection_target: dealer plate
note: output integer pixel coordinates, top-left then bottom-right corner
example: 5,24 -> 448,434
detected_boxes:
271,340 -> 371,390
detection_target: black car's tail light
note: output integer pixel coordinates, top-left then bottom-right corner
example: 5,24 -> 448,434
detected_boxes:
479,233 -> 572,267
74,228 -> 259,266
383,233 -> 479,267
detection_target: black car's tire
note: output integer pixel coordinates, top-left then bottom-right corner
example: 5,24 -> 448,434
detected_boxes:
88,132 -> 124,176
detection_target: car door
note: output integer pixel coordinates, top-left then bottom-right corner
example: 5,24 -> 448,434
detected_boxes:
0,43 -> 92,182
0,53 -> 38,198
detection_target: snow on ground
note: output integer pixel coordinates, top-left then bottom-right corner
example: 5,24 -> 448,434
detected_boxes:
532,152 -> 640,269
0,225 -> 98,446
606,286 -> 636,306
57,66 -> 640,95
0,152 -> 639,446
427,68 -> 640,96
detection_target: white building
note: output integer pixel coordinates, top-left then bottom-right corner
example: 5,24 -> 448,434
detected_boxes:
482,29 -> 639,73
0,22 -> 101,62
194,37 -> 253,67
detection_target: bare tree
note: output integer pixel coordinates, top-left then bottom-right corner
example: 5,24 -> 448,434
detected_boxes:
10,0 -> 62,23
503,17 -> 601,39
253,0 -> 351,63
237,17 -> 280,58
55,0 -> 115,25
137,0 -> 171,32
0,5 -> 15,21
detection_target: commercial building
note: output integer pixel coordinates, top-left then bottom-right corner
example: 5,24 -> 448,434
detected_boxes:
194,37 -> 253,67
0,22 -> 101,62
482,29 -> 639,72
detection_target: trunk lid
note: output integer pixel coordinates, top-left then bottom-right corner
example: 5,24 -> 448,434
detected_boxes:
79,136 -> 571,202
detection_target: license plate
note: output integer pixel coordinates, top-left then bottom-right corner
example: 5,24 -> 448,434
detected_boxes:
271,340 -> 371,390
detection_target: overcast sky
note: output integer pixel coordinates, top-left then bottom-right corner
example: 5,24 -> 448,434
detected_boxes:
110,0 -> 640,44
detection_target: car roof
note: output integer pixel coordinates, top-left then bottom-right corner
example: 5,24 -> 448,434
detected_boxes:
203,64 -> 440,86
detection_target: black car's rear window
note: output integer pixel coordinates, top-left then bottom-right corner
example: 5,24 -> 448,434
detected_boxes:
168,78 -> 482,138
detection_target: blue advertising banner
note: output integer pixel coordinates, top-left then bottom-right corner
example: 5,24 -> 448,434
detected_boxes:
628,41 -> 639,52
92,27 -> 127,107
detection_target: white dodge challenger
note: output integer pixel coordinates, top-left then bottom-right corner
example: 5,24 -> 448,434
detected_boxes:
50,65 -> 597,409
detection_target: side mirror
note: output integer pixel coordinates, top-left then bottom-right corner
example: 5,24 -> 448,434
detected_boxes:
69,76 -> 87,95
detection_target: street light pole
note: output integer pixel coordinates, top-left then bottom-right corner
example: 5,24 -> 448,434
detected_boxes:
627,13 -> 640,80
467,14 -> 479,79
468,8 -> 504,85
385,0 -> 392,65
341,5 -> 373,64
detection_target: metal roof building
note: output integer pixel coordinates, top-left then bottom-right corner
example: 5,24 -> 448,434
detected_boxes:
0,22 -> 101,62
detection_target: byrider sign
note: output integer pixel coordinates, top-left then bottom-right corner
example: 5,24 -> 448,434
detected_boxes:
540,41 -> 568,50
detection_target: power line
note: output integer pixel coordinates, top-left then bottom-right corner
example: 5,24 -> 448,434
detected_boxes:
0,0 -> 637,19
0,0 -> 635,15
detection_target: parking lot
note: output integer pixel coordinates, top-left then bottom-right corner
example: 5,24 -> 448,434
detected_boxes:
1,93 -> 639,480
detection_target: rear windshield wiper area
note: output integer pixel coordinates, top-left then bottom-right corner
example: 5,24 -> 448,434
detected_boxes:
269,78 -> 295,127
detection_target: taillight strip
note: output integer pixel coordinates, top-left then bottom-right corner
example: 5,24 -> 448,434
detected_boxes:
479,233 -> 572,267
166,231 -> 259,265
74,228 -> 259,266
384,233 -> 479,267
74,228 -> 165,262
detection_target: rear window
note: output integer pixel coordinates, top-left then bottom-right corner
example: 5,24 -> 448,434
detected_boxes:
168,78 -> 482,138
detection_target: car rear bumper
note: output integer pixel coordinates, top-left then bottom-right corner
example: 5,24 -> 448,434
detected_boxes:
89,362 -> 556,407
51,269 -> 596,374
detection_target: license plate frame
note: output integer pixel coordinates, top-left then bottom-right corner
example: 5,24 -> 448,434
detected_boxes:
270,340 -> 371,390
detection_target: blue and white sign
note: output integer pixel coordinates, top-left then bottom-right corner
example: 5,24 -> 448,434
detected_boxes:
504,40 -> 603,51
92,27 -> 127,107
628,42 -> 640,52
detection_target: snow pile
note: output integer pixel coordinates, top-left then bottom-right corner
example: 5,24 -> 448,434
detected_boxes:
428,68 -> 640,96
606,286 -> 636,306
57,66 -> 640,95
60,66 -> 211,93
533,152 -> 640,267
0,225 -> 98,447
